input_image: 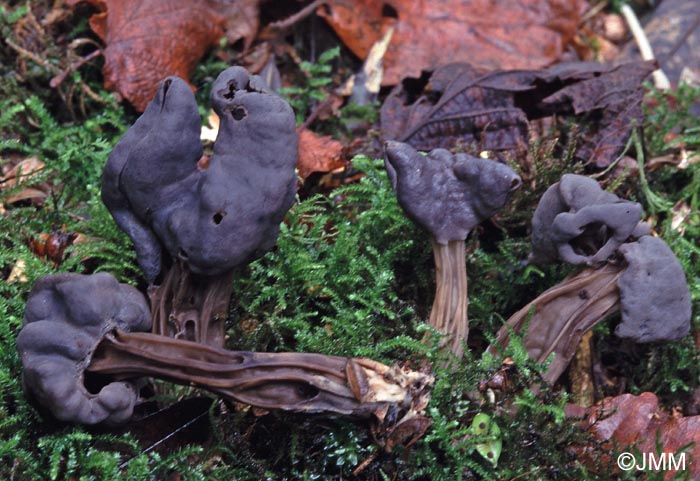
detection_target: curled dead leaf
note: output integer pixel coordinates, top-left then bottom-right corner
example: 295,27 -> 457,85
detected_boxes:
28,227 -> 81,267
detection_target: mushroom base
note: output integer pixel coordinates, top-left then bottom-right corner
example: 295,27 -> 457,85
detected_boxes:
87,330 -> 434,450
148,261 -> 234,348
489,263 -> 623,384
429,239 -> 468,358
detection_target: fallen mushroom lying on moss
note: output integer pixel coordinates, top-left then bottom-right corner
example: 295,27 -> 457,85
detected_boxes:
17,273 -> 433,445
102,67 -> 297,348
490,174 -> 691,384
384,141 -> 521,358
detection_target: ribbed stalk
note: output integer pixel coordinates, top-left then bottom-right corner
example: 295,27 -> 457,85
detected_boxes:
429,239 -> 468,358
87,330 -> 433,425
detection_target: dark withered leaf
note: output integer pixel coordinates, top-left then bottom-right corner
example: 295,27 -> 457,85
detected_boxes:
381,64 -> 532,160
541,62 -> 657,167
380,61 -> 656,167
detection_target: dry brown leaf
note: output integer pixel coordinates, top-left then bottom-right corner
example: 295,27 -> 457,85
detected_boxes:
69,0 -> 233,111
318,0 -> 587,86
297,129 -> 346,182
1,157 -> 49,205
7,259 -> 28,284
572,392 -> 700,479
1,157 -> 44,188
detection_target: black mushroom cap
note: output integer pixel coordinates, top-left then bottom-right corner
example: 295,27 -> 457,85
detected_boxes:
16,273 -> 151,425
383,141 -> 521,243
102,66 -> 298,280
531,173 -> 650,265
616,236 -> 691,342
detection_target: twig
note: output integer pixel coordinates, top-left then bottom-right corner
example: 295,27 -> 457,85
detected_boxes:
5,37 -> 60,75
269,0 -> 327,30
50,49 -> 101,88
298,96 -> 335,131
620,4 -> 670,90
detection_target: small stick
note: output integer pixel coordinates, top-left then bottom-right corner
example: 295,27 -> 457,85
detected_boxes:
620,4 -> 671,90
268,0 -> 327,30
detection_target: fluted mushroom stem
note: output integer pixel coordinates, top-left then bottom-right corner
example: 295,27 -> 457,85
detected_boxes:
488,263 -> 623,384
148,261 -> 234,349
429,239 -> 468,358
87,330 -> 433,439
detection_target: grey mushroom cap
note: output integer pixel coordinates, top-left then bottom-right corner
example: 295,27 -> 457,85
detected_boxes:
531,174 -> 649,265
102,67 -> 298,280
616,236 -> 691,342
16,272 -> 151,425
384,141 -> 521,243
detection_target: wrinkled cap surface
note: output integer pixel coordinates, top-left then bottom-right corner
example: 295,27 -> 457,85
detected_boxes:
531,174 -> 649,265
616,236 -> 691,342
384,141 -> 521,243
102,66 -> 298,281
16,272 -> 151,425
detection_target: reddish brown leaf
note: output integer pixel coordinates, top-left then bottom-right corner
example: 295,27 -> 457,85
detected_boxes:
573,393 -> 700,479
69,0 -> 229,111
380,61 -> 655,167
297,129 -> 346,182
28,227 -> 79,267
318,0 -> 587,86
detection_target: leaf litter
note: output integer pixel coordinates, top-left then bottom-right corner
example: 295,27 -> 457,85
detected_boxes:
380,60 -> 656,167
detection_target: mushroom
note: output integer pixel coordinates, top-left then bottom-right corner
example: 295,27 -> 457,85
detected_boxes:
16,272 -> 151,424
491,174 -> 691,384
18,272 -> 434,445
530,173 -> 650,265
615,235 -> 691,342
384,141 -> 521,357
102,67 -> 298,348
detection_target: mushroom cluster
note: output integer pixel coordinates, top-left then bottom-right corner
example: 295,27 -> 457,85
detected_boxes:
491,174 -> 691,384
16,67 -> 433,447
384,141 -> 521,358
